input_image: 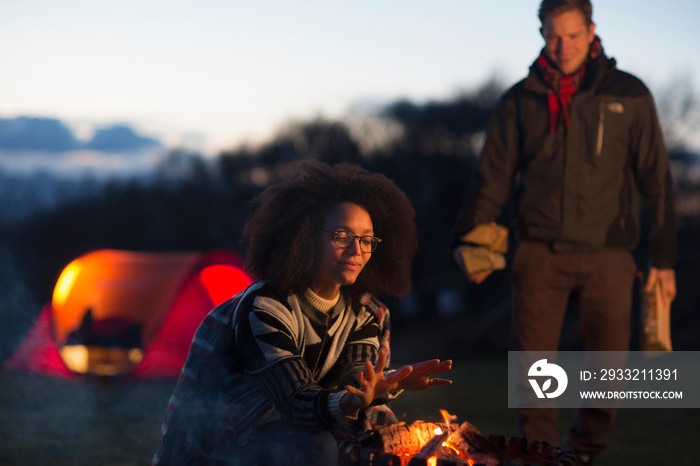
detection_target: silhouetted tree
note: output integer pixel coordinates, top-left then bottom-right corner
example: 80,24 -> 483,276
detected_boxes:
282,119 -> 362,165
656,73 -> 700,153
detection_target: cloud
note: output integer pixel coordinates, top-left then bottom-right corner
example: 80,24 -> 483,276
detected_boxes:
85,125 -> 162,153
0,117 -> 78,152
0,118 -> 163,154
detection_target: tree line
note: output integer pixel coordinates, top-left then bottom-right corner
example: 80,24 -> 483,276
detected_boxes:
2,77 -> 700,361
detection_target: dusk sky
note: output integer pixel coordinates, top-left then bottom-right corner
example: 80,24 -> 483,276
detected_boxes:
2,0 -> 699,156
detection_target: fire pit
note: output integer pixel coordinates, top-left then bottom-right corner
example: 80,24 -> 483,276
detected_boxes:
338,412 -> 577,466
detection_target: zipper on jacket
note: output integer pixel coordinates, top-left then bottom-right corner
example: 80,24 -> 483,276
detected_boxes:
596,101 -> 605,156
559,127 -> 568,243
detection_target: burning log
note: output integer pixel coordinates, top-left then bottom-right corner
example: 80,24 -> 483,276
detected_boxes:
373,421 -> 457,458
339,412 -> 577,466
360,419 -> 514,465
413,428 -> 450,459
442,421 -> 514,466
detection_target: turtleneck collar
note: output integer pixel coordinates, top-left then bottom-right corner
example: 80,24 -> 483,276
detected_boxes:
304,288 -> 340,313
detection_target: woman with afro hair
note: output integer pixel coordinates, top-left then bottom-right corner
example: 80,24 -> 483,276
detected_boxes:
154,161 -> 452,466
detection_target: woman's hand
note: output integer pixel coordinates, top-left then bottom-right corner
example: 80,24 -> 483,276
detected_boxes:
344,349 -> 412,409
396,359 -> 453,391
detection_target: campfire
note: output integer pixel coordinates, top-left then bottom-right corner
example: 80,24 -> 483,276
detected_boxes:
339,410 -> 577,466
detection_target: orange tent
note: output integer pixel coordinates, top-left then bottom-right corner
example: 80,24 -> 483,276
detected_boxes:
3,249 -> 253,378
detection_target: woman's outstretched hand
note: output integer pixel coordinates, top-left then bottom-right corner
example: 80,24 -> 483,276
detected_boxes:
395,358 -> 452,391
344,349 -> 412,409
343,351 -> 453,414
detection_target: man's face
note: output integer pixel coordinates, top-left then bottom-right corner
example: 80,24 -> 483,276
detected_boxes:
541,9 -> 596,75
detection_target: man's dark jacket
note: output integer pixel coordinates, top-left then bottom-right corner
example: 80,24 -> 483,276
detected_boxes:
454,53 -> 676,268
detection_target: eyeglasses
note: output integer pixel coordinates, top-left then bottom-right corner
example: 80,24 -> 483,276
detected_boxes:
324,230 -> 382,253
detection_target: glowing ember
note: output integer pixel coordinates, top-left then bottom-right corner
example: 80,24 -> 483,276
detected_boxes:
358,414 -> 575,466
403,411 -> 478,465
366,411 -> 516,466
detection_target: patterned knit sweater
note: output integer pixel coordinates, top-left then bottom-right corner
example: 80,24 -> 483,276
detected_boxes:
153,280 -> 395,465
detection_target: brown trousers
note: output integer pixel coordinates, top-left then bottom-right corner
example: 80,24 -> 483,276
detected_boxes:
512,241 -> 637,453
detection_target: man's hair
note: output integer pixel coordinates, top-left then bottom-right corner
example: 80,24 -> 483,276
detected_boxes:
538,0 -> 593,26
242,161 -> 418,299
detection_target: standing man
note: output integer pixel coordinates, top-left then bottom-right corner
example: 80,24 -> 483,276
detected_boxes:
452,0 -> 676,463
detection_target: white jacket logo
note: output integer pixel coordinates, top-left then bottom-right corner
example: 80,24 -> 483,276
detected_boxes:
606,102 -> 624,113
528,359 -> 568,399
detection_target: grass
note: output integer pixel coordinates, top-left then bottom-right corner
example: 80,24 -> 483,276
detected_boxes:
0,374 -> 175,465
0,359 -> 697,465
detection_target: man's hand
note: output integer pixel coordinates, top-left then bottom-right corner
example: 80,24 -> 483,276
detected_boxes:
453,244 -> 502,284
469,270 -> 492,284
645,267 -> 677,308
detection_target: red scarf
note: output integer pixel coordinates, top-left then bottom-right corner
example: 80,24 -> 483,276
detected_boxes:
537,35 -> 603,133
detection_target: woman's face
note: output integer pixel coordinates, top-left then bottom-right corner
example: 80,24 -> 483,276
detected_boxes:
310,202 -> 374,300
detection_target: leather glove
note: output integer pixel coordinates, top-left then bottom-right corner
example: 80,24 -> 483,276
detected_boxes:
453,222 -> 508,276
